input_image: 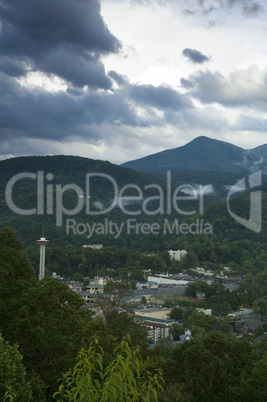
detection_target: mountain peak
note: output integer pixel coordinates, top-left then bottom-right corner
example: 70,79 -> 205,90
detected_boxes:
121,136 -> 261,174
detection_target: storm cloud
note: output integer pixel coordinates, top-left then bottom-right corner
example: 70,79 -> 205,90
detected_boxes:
0,73 -> 148,142
130,84 -> 193,110
0,0 -> 121,88
0,0 -> 266,163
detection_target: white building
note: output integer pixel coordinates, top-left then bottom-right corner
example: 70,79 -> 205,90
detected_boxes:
90,276 -> 110,286
147,275 -> 189,286
83,244 -> 103,249
146,323 -> 171,343
137,317 -> 174,343
86,284 -> 104,294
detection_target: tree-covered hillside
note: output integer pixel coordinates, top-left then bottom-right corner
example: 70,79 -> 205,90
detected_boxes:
1,154 -> 266,248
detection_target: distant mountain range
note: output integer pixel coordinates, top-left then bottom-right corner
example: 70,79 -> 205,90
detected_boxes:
0,144 -> 266,246
122,136 -> 267,174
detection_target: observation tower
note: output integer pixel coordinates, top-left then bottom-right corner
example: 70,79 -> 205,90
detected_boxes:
36,236 -> 49,280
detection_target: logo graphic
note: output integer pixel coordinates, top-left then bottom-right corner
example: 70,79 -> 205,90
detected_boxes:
4,170 -> 214,237
227,170 -> 262,233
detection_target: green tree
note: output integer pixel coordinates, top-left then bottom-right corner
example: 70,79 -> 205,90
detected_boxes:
219,322 -> 232,334
0,227 -> 36,337
163,298 -> 173,307
169,323 -> 184,341
97,280 -> 134,326
169,307 -> 184,320
162,332 -> 253,401
184,283 -> 198,298
8,278 -> 110,399
130,280 -> 137,289
0,334 -> 32,401
253,296 -> 267,319
141,296 -> 147,305
238,358 -> 267,401
184,310 -> 216,337
54,336 -> 163,401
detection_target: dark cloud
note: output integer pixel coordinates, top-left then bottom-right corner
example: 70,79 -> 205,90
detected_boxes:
108,70 -> 129,87
182,48 -> 210,64
0,70 -> 194,149
0,56 -> 28,77
39,48 -> 111,89
0,0 -> 121,88
130,84 -> 193,111
0,73 -> 159,144
66,87 -> 85,97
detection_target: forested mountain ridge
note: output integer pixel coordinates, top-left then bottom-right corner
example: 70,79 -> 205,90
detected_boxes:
0,155 -> 165,245
0,154 -> 156,190
0,153 -> 266,248
121,136 -> 266,174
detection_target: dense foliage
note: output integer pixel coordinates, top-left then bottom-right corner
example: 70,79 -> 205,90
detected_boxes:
0,334 -> 32,401
0,227 -> 148,400
154,332 -> 267,401
0,227 -> 267,400
54,336 -> 163,402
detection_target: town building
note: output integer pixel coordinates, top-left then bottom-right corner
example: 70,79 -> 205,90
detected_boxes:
86,284 -> 104,295
147,274 -> 189,286
90,276 -> 110,286
83,244 -> 103,249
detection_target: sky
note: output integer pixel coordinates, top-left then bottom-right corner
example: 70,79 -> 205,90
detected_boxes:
0,0 -> 267,164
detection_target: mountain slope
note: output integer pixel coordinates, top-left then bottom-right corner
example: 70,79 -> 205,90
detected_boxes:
253,143 -> 267,168
0,155 -> 165,245
121,136 -> 263,174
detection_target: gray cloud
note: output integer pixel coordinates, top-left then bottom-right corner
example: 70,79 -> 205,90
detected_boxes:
226,0 -> 263,15
0,0 -> 121,88
183,67 -> 267,108
182,48 -> 210,64
0,67 -> 196,151
1,73 -> 186,146
130,84 -> 193,110
0,0 -> 265,162
237,114 -> 267,132
183,0 -> 263,17
108,70 -> 129,87
242,2 -> 262,16
0,56 -> 28,77
180,78 -> 194,89
183,9 -> 196,15
130,0 -> 170,5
